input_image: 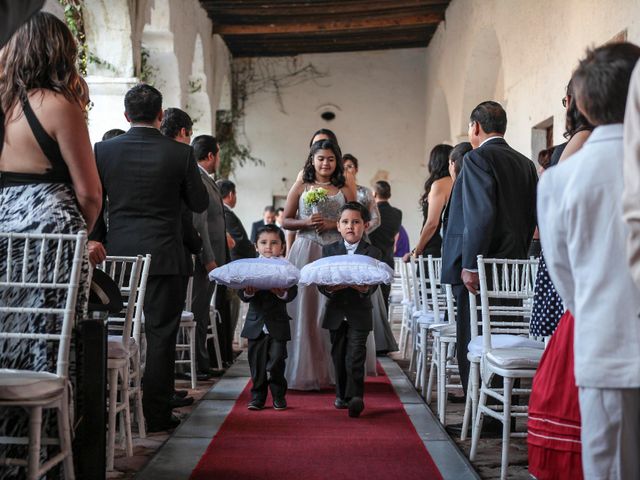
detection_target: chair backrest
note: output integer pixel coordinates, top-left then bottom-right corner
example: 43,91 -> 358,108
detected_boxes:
184,254 -> 196,312
398,259 -> 413,306
444,283 -> 456,325
408,255 -> 423,313
426,255 -> 447,319
0,231 -> 87,378
477,255 -> 538,351
100,255 -> 144,346
132,254 -> 151,344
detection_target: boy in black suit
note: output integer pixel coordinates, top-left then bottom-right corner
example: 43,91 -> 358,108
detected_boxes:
320,202 -> 382,418
239,225 -> 297,411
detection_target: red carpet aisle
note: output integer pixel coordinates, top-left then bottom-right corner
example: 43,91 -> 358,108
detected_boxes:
190,364 -> 443,480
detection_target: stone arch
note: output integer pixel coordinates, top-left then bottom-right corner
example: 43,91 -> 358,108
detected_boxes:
425,85 -> 452,155
218,74 -> 232,111
141,0 -> 180,107
186,34 -> 213,135
458,26 -> 504,137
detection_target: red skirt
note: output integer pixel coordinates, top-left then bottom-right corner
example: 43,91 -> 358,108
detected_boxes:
527,311 -> 583,480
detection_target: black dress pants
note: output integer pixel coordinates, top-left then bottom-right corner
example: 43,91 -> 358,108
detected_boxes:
452,283 -> 473,396
330,322 -> 369,400
213,284 -> 233,366
247,333 -> 288,403
142,274 -> 187,426
192,261 -> 215,372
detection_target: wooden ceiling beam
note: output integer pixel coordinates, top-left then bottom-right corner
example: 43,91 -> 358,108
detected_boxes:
211,13 -> 442,35
230,40 -> 431,57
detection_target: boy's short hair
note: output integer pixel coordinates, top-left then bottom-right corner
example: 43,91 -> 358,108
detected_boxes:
374,181 -> 391,200
255,224 -> 285,245
339,201 -> 371,223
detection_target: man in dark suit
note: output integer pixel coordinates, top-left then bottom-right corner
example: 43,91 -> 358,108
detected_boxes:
441,101 -> 537,398
191,135 -> 234,375
250,205 -> 276,243
217,179 -> 256,261
320,202 -> 382,418
368,180 -> 402,308
89,84 -> 208,432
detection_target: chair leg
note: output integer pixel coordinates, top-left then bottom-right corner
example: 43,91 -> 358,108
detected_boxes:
500,377 -> 513,480
470,363 -> 480,443
189,325 -> 197,389
107,367 -> 118,471
27,406 -> 43,480
420,330 -> 429,398
461,372 -> 473,441
438,340 -> 447,424
211,314 -> 223,369
469,387 -> 486,461
133,353 -> 146,438
425,344 -> 437,404
59,387 -> 76,480
121,367 -> 133,457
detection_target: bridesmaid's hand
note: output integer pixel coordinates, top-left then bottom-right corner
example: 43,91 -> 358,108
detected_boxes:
352,285 -> 369,294
307,213 -> 323,229
315,218 -> 335,234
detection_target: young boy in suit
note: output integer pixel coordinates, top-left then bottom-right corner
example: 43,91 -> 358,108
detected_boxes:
239,225 -> 297,410
319,202 -> 382,418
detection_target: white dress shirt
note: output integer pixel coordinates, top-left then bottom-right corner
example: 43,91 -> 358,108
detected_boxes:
344,240 -> 360,254
538,124 -> 640,388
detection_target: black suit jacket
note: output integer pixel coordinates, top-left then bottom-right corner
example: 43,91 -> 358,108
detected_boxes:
238,286 -> 297,341
319,240 -> 382,331
224,205 -> 257,260
181,204 -> 202,275
250,220 -> 265,244
441,137 -> 537,285
368,201 -> 402,269
90,127 -> 208,276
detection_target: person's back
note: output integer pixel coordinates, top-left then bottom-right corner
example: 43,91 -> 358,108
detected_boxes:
541,126 -> 640,387
96,129 -> 203,274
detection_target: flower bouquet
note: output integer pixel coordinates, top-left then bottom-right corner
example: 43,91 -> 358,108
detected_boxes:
303,187 -> 328,214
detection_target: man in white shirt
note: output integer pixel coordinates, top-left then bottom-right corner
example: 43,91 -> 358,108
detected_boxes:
538,43 -> 640,479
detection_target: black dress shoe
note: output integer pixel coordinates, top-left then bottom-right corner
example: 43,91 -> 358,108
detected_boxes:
447,393 -> 466,404
334,398 -> 348,409
175,389 -> 189,399
247,400 -> 265,410
176,371 -> 211,381
147,415 -> 180,433
273,398 -> 287,410
201,368 -> 225,377
170,395 -> 194,408
348,397 -> 364,418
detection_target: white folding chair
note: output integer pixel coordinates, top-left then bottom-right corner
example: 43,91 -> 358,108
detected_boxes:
101,255 -> 143,470
397,259 -> 415,358
206,283 -> 223,370
0,231 -> 87,480
468,256 -> 543,480
175,274 -> 197,389
387,257 -> 405,326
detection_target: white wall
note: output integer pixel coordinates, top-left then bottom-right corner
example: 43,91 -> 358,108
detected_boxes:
233,49 -> 428,242
424,0 -> 640,157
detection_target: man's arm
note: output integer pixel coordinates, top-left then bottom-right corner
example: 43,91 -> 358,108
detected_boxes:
623,62 -> 640,289
461,151 -> 497,271
182,149 -> 208,213
193,209 -> 216,270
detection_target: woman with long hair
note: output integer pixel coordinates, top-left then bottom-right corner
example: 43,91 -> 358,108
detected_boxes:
406,144 -> 453,260
0,12 -> 102,478
282,140 -> 357,390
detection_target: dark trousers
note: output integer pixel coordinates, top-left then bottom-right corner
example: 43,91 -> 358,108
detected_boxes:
330,322 -> 369,400
192,262 -> 215,372
452,284 -> 473,396
247,333 -> 288,403
215,284 -> 234,365
380,283 -> 391,312
142,274 -> 187,425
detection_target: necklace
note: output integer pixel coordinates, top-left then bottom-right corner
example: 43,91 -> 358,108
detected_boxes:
314,181 -> 331,186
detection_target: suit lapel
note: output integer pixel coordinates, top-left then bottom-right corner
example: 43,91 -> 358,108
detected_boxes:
354,240 -> 370,256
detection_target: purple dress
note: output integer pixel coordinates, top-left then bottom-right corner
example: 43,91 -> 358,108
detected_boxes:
394,225 -> 410,257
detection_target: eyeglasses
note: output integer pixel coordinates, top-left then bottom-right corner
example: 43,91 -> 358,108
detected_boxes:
562,95 -> 571,108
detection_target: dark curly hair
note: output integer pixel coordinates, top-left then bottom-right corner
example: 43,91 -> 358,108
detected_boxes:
420,144 -> 452,209
564,79 -> 594,139
302,139 -> 345,187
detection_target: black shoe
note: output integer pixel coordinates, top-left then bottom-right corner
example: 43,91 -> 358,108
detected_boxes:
201,368 -> 226,377
445,423 -> 472,437
175,389 -> 189,399
170,394 -> 194,409
147,415 -> 180,433
334,398 -> 349,409
248,400 -> 265,410
176,371 -> 211,381
348,397 -> 364,418
273,398 -> 287,410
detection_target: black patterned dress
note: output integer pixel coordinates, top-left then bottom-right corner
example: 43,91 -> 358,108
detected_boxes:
530,251 -> 564,337
0,97 -> 90,479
